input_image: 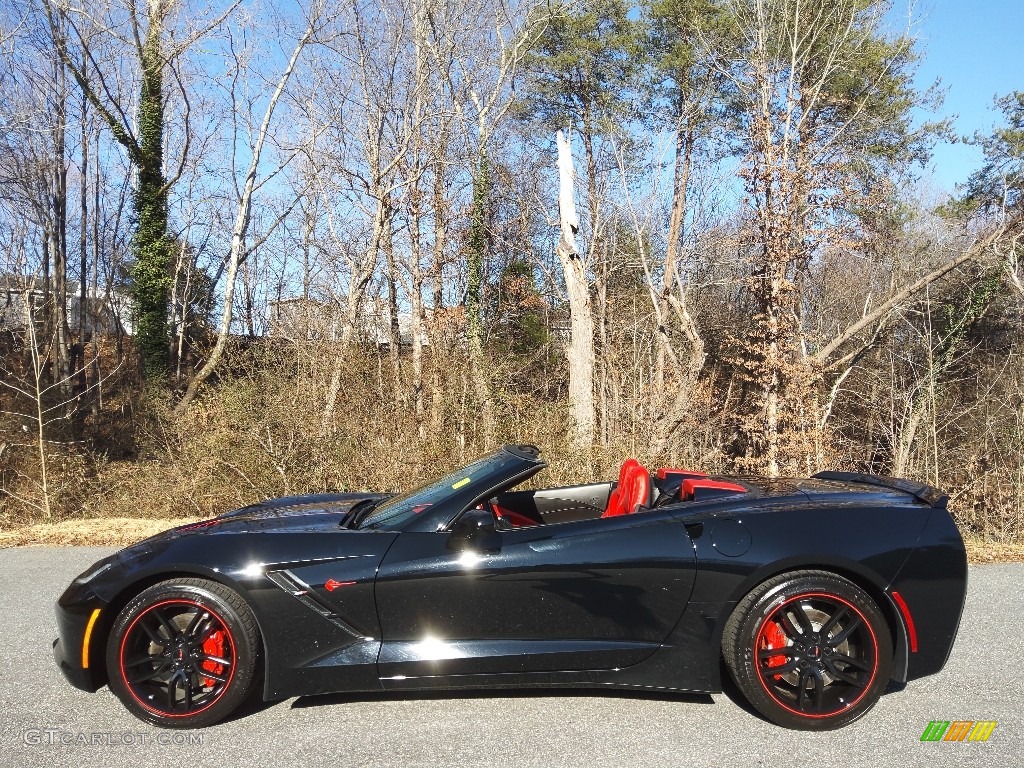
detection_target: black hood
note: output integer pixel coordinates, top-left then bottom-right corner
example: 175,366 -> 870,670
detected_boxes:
210,492 -> 392,532
139,493 -> 394,541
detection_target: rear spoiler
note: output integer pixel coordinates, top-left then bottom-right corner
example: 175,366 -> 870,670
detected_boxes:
812,471 -> 948,508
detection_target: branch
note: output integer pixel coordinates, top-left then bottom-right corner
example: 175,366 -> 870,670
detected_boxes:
44,1 -> 142,165
175,13 -> 317,415
159,58 -> 192,195
164,1 -> 243,63
813,222 -> 1013,364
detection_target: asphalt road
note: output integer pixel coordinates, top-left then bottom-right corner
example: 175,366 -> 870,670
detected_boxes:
0,546 -> 1019,768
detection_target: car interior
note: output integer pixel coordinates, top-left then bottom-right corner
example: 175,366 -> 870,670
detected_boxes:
486,461 -> 749,529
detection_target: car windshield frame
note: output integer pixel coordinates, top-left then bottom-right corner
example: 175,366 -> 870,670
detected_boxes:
356,445 -> 545,531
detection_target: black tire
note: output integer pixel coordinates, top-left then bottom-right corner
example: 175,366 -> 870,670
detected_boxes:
722,570 -> 893,731
105,578 -> 261,728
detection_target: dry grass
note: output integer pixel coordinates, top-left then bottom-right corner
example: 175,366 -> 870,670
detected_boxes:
962,534 -> 1024,564
0,516 -> 201,548
2,343 -> 1021,559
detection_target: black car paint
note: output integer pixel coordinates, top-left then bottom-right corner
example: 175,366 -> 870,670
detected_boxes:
374,508 -> 695,681
54,446 -> 966,706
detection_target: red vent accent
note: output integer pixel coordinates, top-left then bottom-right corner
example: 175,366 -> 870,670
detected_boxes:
324,579 -> 355,592
891,590 -> 919,653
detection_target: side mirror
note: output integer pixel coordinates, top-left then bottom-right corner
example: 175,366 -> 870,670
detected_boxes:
448,508 -> 500,551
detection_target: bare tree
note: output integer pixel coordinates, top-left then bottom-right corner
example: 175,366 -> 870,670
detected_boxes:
424,0 -> 548,445
177,3 -> 321,413
555,129 -> 595,447
613,139 -> 706,453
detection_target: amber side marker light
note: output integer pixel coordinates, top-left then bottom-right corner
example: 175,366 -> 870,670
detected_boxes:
82,609 -> 101,668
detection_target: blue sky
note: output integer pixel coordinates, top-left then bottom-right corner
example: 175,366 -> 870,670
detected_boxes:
907,1 -> 1024,193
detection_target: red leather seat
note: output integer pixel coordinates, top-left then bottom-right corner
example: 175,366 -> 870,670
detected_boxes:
602,459 -> 633,517
602,459 -> 651,517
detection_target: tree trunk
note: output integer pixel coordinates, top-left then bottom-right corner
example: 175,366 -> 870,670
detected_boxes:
657,117 -> 695,397
407,176 -> 426,424
77,64 -> 89,398
382,192 -> 402,397
556,130 -> 595,449
50,53 -> 71,401
132,0 -> 172,379
466,155 -> 494,446
594,255 -> 609,444
429,150 -> 447,429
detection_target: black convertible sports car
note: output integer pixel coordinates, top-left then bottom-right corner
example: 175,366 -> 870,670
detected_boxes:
54,444 -> 967,731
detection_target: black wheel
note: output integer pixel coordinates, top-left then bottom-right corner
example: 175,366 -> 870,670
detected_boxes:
722,570 -> 893,731
105,578 -> 260,728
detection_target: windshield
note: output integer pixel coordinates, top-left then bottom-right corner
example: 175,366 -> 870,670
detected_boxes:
358,450 -> 520,530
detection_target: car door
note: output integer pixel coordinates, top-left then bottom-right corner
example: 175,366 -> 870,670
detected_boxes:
373,507 -> 696,684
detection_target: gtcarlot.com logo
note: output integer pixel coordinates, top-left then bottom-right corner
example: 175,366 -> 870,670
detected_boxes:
920,721 -> 997,742
23,729 -> 204,747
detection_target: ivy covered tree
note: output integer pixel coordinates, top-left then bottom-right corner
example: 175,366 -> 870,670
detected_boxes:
45,0 -> 223,381
130,0 -> 173,380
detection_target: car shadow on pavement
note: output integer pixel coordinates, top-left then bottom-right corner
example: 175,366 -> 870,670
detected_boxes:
715,658 -> 766,721
290,687 -> 716,711
227,661 -> 907,724
218,686 -> 284,724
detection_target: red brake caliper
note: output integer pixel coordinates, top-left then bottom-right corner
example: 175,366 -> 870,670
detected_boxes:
761,620 -> 788,680
200,630 -> 226,687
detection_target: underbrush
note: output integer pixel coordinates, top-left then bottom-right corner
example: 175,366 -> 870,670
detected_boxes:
0,341 -> 1020,547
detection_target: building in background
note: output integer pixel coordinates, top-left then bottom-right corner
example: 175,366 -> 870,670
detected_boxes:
0,274 -> 133,337
269,296 -> 428,347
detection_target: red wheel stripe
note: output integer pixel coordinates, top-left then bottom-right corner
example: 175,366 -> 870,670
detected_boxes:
118,598 -> 237,719
753,591 -> 879,720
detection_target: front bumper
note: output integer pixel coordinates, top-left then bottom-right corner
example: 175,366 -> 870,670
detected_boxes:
53,589 -> 107,693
